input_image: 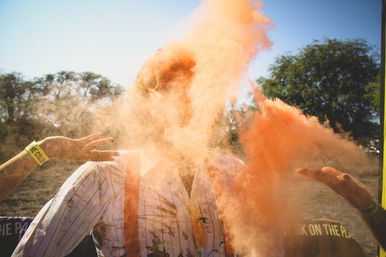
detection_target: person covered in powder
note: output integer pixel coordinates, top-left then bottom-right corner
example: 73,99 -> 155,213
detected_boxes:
11,45 -> 251,257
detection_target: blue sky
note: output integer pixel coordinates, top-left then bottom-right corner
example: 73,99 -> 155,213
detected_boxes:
0,0 -> 381,88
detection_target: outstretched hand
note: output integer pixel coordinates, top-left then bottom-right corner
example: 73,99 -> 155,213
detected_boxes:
40,133 -> 119,162
297,167 -> 374,210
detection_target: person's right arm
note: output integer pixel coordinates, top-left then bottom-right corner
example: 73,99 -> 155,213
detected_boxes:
11,161 -> 117,257
298,167 -> 386,250
360,203 -> 386,250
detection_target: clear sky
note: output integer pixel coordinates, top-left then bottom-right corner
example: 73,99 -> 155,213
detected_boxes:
0,0 -> 381,88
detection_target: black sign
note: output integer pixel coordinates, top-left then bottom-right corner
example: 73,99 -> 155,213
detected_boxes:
0,217 -> 97,257
0,217 -> 33,257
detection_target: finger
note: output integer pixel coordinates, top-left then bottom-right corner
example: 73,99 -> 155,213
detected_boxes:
296,168 -> 320,180
321,166 -> 343,178
297,168 -> 339,188
88,150 -> 120,161
342,173 -> 366,189
321,167 -> 353,185
296,168 -> 313,176
342,174 -> 354,184
77,133 -> 103,144
84,137 -> 114,150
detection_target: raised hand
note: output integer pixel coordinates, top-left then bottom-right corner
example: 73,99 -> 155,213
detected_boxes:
40,133 -> 119,162
297,167 -> 373,210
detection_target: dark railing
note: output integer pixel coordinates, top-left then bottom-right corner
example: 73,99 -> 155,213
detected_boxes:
0,217 -> 369,257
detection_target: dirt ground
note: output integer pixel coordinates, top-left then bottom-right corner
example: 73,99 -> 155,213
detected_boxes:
294,173 -> 380,257
0,161 -> 79,217
0,160 -> 381,257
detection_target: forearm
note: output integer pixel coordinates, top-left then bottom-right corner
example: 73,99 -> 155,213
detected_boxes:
360,203 -> 386,250
0,135 -> 117,201
0,150 -> 38,200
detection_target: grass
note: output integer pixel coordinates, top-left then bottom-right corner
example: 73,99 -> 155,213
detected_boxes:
0,161 -> 78,217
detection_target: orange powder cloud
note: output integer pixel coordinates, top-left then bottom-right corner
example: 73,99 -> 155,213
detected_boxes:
96,0 -> 273,160
215,88 -> 369,256
157,0 -> 273,161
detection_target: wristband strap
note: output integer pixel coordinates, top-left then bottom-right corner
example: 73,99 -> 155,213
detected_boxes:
25,141 -> 50,166
360,201 -> 379,215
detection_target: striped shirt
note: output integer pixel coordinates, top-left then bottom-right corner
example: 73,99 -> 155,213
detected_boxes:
12,151 -> 243,257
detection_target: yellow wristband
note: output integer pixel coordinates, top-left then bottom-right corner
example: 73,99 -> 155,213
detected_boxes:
25,141 -> 50,166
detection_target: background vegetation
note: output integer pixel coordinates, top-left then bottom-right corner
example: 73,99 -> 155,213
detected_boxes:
258,39 -> 380,150
0,71 -> 123,163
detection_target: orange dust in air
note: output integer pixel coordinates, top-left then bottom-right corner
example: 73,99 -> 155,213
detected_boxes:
93,0 -> 272,164
215,87 -> 370,256
163,0 -> 272,161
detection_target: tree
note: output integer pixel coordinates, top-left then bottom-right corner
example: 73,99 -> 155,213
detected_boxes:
38,71 -> 77,100
365,73 -> 381,113
36,71 -> 123,102
0,73 -> 44,125
258,39 -> 380,145
79,72 -> 122,101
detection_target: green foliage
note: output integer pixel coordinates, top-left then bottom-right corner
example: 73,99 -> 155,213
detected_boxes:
258,39 -> 380,145
365,73 -> 381,113
0,73 -> 43,125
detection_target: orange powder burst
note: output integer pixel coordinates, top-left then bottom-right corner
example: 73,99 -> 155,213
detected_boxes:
166,0 -> 272,160
216,88 -> 369,256
94,0 -> 273,161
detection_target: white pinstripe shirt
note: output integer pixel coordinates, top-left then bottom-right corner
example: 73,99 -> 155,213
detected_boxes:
12,151 -> 243,257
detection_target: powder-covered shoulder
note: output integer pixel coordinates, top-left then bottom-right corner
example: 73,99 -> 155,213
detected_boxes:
61,150 -> 135,189
207,151 -> 244,175
58,160 -> 126,191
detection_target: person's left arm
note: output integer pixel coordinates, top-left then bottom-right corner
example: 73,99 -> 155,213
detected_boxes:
0,133 -> 118,200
